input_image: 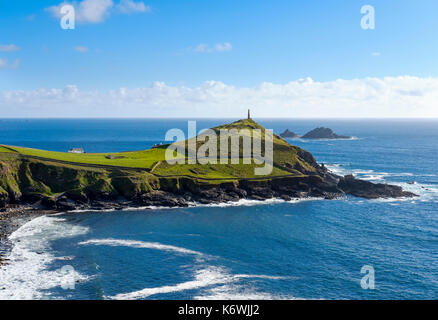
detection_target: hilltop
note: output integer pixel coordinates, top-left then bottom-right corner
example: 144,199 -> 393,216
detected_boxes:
0,119 -> 416,212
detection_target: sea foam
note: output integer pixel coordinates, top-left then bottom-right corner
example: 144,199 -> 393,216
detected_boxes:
79,238 -> 203,256
81,238 -> 295,300
0,216 -> 89,300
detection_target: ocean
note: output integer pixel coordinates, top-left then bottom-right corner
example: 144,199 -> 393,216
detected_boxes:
0,118 -> 437,300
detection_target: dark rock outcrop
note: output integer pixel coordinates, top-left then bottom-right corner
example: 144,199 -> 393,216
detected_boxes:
302,127 -> 351,139
0,170 -> 417,212
280,129 -> 299,138
338,174 -> 417,199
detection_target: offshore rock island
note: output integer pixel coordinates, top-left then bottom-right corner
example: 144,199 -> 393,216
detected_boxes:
0,119 -> 416,213
280,127 -> 352,139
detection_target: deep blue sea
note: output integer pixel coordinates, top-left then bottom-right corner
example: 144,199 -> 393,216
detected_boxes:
0,119 -> 437,300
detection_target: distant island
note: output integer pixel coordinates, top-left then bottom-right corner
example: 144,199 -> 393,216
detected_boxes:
279,129 -> 299,138
0,119 -> 414,214
280,127 -> 352,140
301,127 -> 352,139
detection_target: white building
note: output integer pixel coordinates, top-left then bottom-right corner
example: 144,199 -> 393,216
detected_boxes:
68,148 -> 84,154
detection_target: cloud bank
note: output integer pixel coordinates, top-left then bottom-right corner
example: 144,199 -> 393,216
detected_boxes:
1,76 -> 437,118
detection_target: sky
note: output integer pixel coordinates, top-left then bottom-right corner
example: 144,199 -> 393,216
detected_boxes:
1,0 -> 438,118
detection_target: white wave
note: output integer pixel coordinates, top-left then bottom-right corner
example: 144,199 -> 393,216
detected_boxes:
325,163 -> 350,176
392,181 -> 438,202
194,197 -> 322,208
326,163 -> 438,202
69,206 -> 181,213
86,238 -> 296,300
196,198 -> 285,208
234,274 -> 292,280
70,197 -> 322,214
0,216 -> 89,300
78,238 -> 203,256
286,137 -> 359,142
108,266 -> 228,300
195,284 -> 297,300
106,265 -> 294,300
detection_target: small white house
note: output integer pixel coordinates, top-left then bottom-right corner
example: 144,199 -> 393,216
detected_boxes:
68,148 -> 84,154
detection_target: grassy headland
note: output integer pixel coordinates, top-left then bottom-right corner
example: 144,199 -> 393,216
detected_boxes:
0,119 -> 317,180
1,118 -> 414,212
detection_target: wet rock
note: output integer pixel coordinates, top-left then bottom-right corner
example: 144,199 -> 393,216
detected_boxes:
56,197 -> 77,211
279,129 -> 299,138
338,174 -> 418,199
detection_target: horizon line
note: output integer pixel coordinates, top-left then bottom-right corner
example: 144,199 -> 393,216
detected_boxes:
1,117 -> 438,120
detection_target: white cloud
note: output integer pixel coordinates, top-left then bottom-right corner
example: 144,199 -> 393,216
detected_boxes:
47,0 -> 113,23
74,46 -> 89,53
0,58 -> 20,69
371,52 -> 381,56
0,44 -> 21,52
194,44 -> 209,53
116,0 -> 150,14
194,42 -> 232,53
46,0 -> 149,24
214,42 -> 232,52
1,76 -> 438,118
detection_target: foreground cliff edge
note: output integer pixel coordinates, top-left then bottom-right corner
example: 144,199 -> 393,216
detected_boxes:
0,119 -> 417,212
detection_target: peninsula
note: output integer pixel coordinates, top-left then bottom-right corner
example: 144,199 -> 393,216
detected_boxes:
0,119 -> 415,213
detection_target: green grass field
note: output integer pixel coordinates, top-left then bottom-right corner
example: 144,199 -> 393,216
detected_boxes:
0,146 -> 15,153
0,144 -> 169,169
0,119 -> 316,180
152,160 -> 293,179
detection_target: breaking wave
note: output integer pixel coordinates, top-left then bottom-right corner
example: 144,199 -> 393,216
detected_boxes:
80,238 -> 296,300
326,164 -> 438,202
79,238 -> 203,256
0,216 -> 89,300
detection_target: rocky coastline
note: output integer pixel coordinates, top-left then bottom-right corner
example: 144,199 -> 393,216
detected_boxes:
0,170 -> 417,213
0,166 -> 417,264
0,118 -> 417,259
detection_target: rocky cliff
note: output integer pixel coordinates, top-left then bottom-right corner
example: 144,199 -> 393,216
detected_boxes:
0,154 -> 416,212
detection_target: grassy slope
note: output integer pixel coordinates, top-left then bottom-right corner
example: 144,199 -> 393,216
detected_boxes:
152,119 -> 315,178
0,146 -> 14,153
1,145 -> 169,169
0,119 -> 316,180
0,152 -> 159,200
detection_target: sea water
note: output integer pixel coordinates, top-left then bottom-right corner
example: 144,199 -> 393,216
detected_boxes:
0,119 -> 437,299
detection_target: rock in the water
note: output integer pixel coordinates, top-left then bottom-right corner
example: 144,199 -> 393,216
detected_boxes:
280,129 -> 299,138
302,127 -> 351,139
338,175 -> 417,199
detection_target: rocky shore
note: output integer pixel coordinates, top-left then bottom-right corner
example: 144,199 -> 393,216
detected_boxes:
0,167 -> 417,264
0,117 -> 417,256
0,207 -> 59,265
0,170 -> 417,214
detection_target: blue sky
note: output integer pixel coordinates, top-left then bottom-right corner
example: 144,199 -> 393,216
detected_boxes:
1,0 -> 438,117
